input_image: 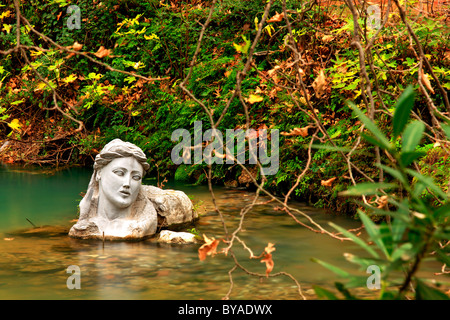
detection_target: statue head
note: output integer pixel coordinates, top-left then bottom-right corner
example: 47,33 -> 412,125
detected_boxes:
93,139 -> 150,218
78,139 -> 151,222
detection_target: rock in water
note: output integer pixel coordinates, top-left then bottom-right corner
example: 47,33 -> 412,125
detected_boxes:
157,230 -> 199,244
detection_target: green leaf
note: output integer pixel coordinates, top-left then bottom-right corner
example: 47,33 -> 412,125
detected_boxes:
334,282 -> 358,300
402,120 -> 425,152
329,222 -> 380,258
348,101 -> 392,150
313,286 -> 339,300
391,217 -> 408,242
434,203 -> 450,221
441,124 -> 450,140
415,279 -> 450,300
311,258 -> 351,278
343,252 -> 380,269
10,99 -> 25,106
393,85 -> 416,138
358,210 -> 390,258
391,243 -> 413,261
379,223 -> 394,255
400,151 -> 426,167
340,182 -> 397,196
360,133 -> 391,150
436,249 -> 450,266
376,163 -> 408,186
124,76 -> 136,84
381,291 -> 398,300
406,169 -> 448,199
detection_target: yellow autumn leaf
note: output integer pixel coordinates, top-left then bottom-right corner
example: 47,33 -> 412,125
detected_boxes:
264,25 -> 275,37
10,99 -> 24,106
62,74 -> 77,84
34,82 -> 47,91
0,10 -> 11,20
233,35 -> 250,54
2,24 -> 12,34
144,33 -> 159,40
8,119 -> 21,132
246,94 -> 264,104
30,50 -> 44,57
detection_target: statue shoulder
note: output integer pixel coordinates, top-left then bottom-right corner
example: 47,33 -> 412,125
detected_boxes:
140,184 -> 196,227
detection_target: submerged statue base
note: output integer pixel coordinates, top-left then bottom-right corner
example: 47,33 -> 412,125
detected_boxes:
68,139 -> 196,241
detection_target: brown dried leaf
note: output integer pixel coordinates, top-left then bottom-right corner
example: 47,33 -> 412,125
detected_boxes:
94,46 -> 112,58
312,69 -> 327,97
66,42 -> 83,58
267,12 -> 284,23
280,126 -> 311,137
267,65 -> 281,77
322,34 -> 334,43
419,69 -> 434,94
198,234 -> 220,261
321,177 -> 337,187
261,253 -> 274,277
72,41 -> 83,51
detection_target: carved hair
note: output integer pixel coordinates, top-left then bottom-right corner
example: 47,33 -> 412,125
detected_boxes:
93,138 -> 150,172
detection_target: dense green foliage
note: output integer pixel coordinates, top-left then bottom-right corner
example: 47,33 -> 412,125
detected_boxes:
1,1 -> 449,214
0,1 -> 450,205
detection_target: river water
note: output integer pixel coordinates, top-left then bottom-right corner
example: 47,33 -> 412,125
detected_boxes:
0,165 -> 446,299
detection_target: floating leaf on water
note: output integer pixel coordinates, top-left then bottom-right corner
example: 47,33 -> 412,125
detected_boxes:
198,234 -> 220,261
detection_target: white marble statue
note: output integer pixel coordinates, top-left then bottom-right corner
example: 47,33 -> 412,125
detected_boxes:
69,139 -> 196,240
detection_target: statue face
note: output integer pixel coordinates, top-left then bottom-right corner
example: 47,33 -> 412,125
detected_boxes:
97,156 -> 144,211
